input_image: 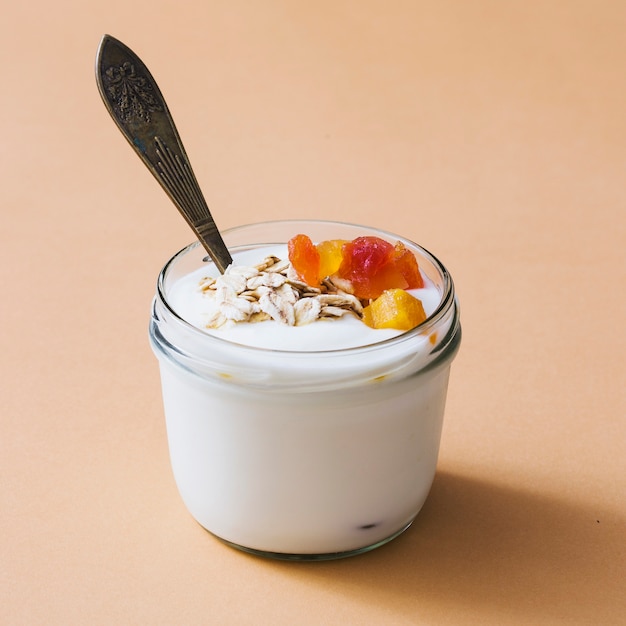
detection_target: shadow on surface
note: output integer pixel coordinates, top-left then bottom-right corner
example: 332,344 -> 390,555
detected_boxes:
267,471 -> 625,623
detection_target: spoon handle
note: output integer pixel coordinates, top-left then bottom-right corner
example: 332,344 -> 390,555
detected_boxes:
95,34 -> 233,273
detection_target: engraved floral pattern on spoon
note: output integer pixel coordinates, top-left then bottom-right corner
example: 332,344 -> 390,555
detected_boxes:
103,61 -> 163,123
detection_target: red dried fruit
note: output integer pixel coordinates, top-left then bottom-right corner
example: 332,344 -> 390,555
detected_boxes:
337,236 -> 409,299
287,234 -> 321,287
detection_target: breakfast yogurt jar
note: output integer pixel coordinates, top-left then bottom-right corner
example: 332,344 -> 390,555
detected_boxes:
149,220 -> 461,560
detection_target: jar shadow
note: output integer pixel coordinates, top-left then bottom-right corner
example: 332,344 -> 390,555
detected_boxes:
262,470 -> 625,624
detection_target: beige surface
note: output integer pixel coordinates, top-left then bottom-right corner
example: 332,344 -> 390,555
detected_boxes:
1,1 -> 624,624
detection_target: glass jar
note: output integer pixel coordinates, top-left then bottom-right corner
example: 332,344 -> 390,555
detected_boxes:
149,220 -> 461,560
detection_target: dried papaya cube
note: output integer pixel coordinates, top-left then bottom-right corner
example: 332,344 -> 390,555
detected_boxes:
362,289 -> 427,330
316,239 -> 348,280
393,242 -> 424,289
337,236 -> 406,299
287,234 -> 321,287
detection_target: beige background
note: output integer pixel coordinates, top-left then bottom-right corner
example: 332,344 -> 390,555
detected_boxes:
1,1 -> 624,624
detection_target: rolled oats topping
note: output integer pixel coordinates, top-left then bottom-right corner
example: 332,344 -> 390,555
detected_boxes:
199,256 -> 363,329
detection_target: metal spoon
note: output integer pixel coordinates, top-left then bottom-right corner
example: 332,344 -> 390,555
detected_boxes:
95,34 -> 233,273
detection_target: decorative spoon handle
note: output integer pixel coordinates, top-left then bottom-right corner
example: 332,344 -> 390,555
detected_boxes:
95,34 -> 232,273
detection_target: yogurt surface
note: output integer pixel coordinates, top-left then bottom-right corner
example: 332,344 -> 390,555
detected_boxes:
167,244 -> 442,352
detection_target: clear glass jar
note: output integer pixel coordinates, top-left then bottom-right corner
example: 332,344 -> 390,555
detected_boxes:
149,220 -> 461,560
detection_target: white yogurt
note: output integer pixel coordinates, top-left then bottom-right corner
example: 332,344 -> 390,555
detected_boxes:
150,221 -> 461,558
168,244 -> 442,351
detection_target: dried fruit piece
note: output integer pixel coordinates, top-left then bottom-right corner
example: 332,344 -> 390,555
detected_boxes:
287,234 -> 321,287
337,236 -> 407,299
362,289 -> 427,330
335,236 -> 425,299
316,239 -> 348,280
392,242 -> 425,289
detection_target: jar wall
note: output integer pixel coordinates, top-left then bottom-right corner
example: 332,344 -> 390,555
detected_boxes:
158,356 -> 453,555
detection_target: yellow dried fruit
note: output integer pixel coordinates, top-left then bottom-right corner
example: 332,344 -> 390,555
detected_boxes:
316,239 -> 348,280
362,289 -> 426,331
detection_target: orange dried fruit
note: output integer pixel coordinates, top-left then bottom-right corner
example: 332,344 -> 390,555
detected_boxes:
288,234 -> 321,287
362,289 -> 427,330
393,242 -> 425,289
